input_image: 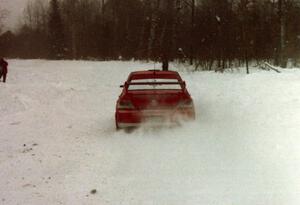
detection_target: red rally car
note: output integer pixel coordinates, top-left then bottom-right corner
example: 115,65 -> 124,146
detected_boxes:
115,70 -> 195,129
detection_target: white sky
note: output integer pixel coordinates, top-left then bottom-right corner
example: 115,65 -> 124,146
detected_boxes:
1,0 -> 30,31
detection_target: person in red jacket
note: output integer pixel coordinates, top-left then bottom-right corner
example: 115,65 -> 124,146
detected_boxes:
0,58 -> 8,83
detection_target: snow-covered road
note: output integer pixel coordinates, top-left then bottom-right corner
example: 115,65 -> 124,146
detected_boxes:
1,60 -> 300,205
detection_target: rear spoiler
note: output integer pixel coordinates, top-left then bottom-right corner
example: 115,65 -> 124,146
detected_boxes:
120,81 -> 186,88
128,82 -> 183,85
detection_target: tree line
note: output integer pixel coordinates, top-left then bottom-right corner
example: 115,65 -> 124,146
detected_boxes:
0,0 -> 300,71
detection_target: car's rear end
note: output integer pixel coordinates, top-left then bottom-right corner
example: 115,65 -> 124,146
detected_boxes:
115,70 -> 195,129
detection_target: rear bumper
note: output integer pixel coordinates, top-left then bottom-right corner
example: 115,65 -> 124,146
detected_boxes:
115,108 -> 195,128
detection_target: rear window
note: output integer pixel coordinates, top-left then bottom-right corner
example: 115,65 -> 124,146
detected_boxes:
128,78 -> 182,90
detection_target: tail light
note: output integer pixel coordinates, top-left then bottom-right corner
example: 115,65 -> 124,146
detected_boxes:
117,100 -> 134,109
179,99 -> 194,109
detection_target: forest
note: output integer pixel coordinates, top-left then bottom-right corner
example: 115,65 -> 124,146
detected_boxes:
0,0 -> 300,71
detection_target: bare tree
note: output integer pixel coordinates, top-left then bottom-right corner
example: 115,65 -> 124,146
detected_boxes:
0,7 -> 9,34
161,0 -> 176,70
278,0 -> 288,67
147,0 -> 161,60
239,0 -> 251,74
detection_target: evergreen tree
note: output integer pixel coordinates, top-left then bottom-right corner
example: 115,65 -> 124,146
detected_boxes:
48,0 -> 65,59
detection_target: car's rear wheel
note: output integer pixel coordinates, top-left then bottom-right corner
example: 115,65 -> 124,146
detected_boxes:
115,120 -> 120,130
115,113 -> 120,130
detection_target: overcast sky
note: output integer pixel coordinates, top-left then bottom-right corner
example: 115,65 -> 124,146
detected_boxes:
1,0 -> 29,30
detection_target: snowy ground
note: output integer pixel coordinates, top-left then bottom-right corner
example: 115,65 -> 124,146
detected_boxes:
1,60 -> 300,205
